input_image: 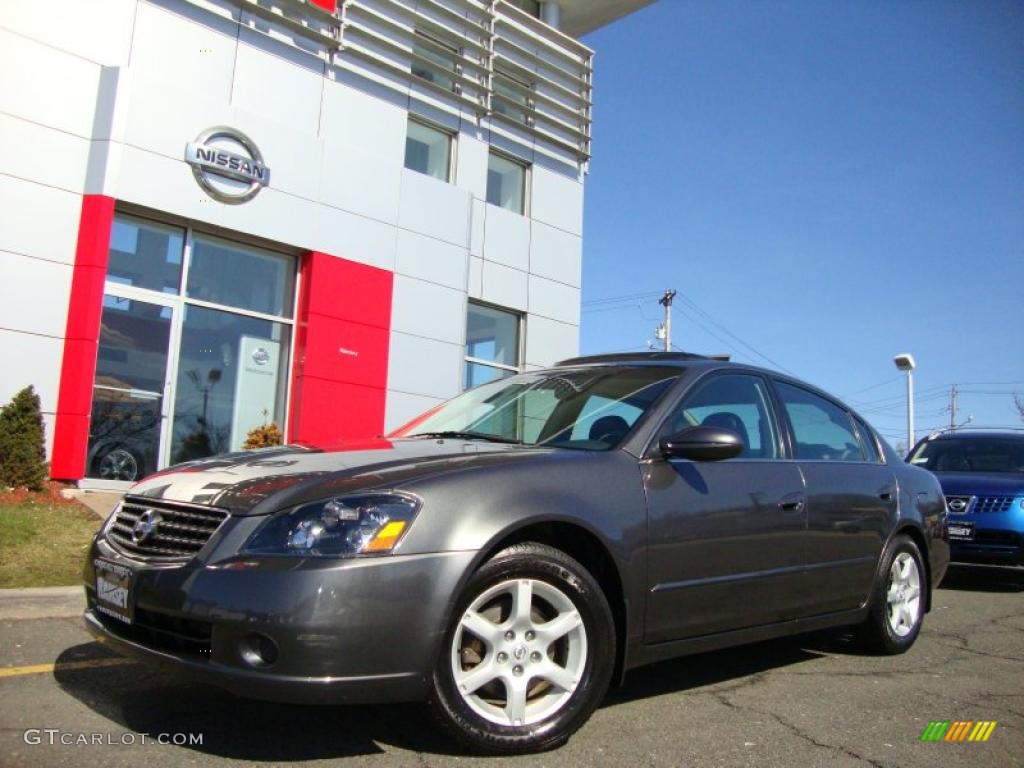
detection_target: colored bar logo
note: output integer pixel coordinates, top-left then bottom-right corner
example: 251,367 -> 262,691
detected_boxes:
921,721 -> 997,742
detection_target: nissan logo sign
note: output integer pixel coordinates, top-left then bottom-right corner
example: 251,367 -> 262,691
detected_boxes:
132,509 -> 163,544
947,498 -> 969,513
185,126 -> 270,204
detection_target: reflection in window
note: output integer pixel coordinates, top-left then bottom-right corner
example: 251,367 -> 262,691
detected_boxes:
186,235 -> 294,318
666,375 -> 780,459
405,118 -> 452,182
410,30 -> 458,93
487,151 -> 527,214
775,381 -> 865,462
493,69 -> 532,125
107,215 -> 184,294
465,303 -> 520,389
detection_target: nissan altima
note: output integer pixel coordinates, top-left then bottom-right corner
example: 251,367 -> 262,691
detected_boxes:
84,352 -> 949,753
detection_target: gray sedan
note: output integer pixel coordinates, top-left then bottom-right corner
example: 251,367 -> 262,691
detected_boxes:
83,352 -> 949,753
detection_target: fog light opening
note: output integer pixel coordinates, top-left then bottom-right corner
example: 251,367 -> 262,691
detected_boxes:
239,633 -> 279,668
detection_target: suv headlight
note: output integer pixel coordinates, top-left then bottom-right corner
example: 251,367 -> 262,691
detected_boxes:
243,493 -> 420,557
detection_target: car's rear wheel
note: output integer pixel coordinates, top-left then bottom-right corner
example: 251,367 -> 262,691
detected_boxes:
428,542 -> 615,754
856,534 -> 926,654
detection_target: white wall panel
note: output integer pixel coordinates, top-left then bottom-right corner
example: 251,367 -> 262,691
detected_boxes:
530,165 -> 583,236
232,38 -> 325,136
320,78 -> 408,161
1,0 -> 136,66
398,169 -> 471,247
467,256 -> 483,299
525,314 -> 578,367
481,261 -> 528,311
528,274 -> 581,326
396,230 -> 468,290
0,175 -> 81,266
391,275 -> 466,346
483,203 -> 530,271
387,332 -> 462,400
470,198 -> 485,257
454,133 -> 489,200
129,1 -> 238,101
0,328 -> 64,416
233,108 -> 324,202
122,80 -> 234,161
0,252 -> 72,338
529,221 -> 582,288
0,114 -> 90,193
315,205 -> 397,271
384,390 -> 444,433
0,29 -> 102,138
321,141 -> 402,223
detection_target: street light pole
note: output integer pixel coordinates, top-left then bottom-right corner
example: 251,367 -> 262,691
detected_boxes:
893,354 -> 916,449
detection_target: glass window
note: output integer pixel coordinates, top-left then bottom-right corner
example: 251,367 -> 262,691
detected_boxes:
506,0 -> 541,18
410,31 -> 458,93
854,417 -> 882,463
493,69 -> 532,125
662,374 -> 780,459
775,381 -> 865,462
487,152 -> 527,214
909,437 -> 1024,473
394,366 -> 679,450
465,303 -> 520,389
171,304 -> 291,463
106,215 -> 184,294
405,119 -> 452,182
186,235 -> 294,317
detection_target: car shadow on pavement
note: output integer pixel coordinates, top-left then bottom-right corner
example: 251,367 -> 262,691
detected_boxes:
54,634 -> 838,759
938,563 -> 1024,593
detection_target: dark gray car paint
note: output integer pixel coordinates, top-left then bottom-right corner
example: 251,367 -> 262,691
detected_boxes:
83,358 -> 950,706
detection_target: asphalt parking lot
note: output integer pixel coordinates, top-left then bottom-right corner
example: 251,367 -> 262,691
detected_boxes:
1,564 -> 1021,768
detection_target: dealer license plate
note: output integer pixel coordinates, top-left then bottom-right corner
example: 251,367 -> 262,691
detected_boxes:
94,558 -> 133,624
948,522 -> 975,541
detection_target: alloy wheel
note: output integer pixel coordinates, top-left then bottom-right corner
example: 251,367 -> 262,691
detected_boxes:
886,551 -> 922,637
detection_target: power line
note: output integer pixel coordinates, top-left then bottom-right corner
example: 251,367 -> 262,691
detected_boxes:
582,290 -> 663,307
672,298 -> 796,375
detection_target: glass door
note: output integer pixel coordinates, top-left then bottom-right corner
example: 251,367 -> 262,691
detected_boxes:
86,295 -> 175,481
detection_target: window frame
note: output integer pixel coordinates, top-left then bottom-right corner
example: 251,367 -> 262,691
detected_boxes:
409,29 -> 461,94
650,371 -> 786,462
463,300 -> 524,390
770,378 -> 875,464
486,148 -> 530,215
404,115 -> 455,183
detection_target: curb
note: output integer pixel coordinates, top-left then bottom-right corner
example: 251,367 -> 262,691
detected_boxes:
0,586 -> 85,621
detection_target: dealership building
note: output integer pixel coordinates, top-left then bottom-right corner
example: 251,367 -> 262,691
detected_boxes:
0,0 -> 649,486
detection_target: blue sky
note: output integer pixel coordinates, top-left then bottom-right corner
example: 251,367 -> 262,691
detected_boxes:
579,0 -> 1024,448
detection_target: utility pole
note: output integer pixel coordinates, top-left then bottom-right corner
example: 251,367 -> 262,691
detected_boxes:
658,289 -> 676,352
949,385 -> 958,431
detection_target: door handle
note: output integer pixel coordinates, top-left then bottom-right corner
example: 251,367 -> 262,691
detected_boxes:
879,487 -> 896,501
779,498 -> 805,513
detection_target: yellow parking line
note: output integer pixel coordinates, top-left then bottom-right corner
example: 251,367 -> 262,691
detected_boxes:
0,657 -> 136,679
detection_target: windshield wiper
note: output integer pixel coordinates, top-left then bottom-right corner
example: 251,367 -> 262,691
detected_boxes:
409,431 -> 524,445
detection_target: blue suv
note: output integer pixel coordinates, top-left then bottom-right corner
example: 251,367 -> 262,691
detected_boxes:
908,430 -> 1024,566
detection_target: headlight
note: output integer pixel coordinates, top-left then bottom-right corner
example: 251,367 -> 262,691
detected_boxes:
243,493 -> 420,557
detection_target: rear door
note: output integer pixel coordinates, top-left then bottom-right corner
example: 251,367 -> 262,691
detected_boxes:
771,380 -> 897,615
643,373 -> 808,643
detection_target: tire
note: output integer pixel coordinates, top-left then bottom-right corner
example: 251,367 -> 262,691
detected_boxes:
428,542 -> 615,754
93,447 -> 143,482
856,534 -> 927,654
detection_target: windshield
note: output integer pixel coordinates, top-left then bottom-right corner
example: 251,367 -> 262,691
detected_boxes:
909,437 -> 1024,473
392,366 -> 680,451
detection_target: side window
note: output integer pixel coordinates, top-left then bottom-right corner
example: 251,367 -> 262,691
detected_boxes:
854,417 -> 882,463
775,381 -> 866,462
662,374 -> 780,459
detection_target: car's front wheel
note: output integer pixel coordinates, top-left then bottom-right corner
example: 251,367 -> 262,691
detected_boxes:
429,542 -> 615,754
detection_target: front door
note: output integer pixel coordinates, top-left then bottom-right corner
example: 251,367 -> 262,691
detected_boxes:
643,373 -> 808,643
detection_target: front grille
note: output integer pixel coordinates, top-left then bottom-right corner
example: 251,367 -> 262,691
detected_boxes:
945,495 -> 973,514
973,496 -> 1015,514
89,590 -> 213,655
106,498 -> 229,561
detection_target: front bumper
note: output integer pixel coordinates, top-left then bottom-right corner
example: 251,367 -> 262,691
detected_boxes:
947,509 -> 1024,566
83,536 -> 477,705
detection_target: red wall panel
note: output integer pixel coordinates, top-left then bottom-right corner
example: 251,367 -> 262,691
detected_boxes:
309,0 -> 337,11
51,195 -> 116,480
288,251 -> 393,446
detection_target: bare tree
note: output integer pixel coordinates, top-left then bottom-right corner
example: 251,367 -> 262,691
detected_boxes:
1015,394 -> 1024,424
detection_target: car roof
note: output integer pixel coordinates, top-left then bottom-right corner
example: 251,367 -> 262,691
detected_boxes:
554,351 -> 732,367
924,429 -> 1024,442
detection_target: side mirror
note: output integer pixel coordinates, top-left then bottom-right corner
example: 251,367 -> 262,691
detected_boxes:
659,425 -> 744,461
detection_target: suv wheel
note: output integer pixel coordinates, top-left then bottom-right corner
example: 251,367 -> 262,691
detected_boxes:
429,543 -> 615,754
857,534 -> 926,654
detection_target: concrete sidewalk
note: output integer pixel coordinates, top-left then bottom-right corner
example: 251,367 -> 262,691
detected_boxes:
0,586 -> 84,621
64,490 -> 122,519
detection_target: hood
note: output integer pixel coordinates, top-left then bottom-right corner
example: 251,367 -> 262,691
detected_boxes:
932,471 -> 1024,497
126,438 -> 555,515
